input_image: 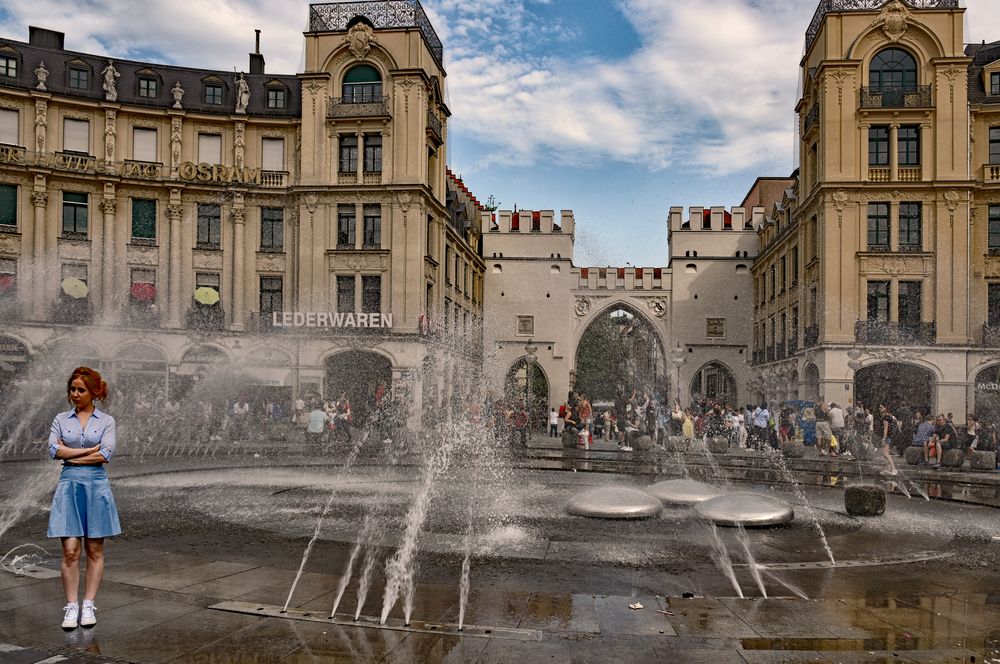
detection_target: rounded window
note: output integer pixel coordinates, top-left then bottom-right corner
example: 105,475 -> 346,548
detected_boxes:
870,48 -> 917,90
343,64 -> 382,103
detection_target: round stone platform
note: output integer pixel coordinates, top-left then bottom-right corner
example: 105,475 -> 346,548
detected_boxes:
646,479 -> 723,507
565,486 -> 663,519
694,492 -> 794,527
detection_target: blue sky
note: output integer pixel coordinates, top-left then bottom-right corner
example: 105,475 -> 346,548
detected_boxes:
1,0 -> 999,266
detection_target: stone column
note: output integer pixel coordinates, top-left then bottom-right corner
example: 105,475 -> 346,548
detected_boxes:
356,130 -> 364,181
100,196 -> 118,321
30,190 -> 48,320
889,123 -> 899,182
167,196 -> 183,327
231,205 -> 246,330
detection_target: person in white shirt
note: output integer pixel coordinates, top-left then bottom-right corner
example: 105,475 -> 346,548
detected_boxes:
548,408 -> 559,438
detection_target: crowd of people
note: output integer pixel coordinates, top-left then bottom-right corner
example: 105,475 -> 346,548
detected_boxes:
534,390 -> 1000,474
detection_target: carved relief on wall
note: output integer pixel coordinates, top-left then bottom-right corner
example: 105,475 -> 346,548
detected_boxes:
859,254 -> 932,277
331,251 -> 388,272
345,22 -> 375,59
875,0 -> 911,42
643,297 -> 668,318
574,296 -> 591,318
34,100 -> 47,154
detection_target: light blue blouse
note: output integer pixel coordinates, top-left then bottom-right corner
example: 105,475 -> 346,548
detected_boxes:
48,409 -> 117,462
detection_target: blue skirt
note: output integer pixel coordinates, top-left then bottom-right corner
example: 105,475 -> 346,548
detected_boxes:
47,465 -> 122,539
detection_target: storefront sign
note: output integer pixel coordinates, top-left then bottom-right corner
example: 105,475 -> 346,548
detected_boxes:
271,311 -> 393,329
178,161 -> 262,185
117,360 -> 167,373
0,145 -> 26,165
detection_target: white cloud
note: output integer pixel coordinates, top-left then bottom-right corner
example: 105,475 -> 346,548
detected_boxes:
2,0 -> 1000,178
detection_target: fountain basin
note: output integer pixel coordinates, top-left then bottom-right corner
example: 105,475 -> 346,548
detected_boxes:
646,479 -> 723,507
695,493 -> 794,527
565,486 -> 663,519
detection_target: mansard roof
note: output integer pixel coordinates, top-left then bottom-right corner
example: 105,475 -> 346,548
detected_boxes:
0,36 -> 301,118
966,40 -> 1000,105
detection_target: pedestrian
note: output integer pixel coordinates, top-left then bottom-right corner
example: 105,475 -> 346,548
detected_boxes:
47,367 -> 121,630
751,402 -> 770,450
878,403 -> 899,475
965,413 -> 981,465
305,403 -> 329,450
815,402 -> 834,456
579,394 -> 593,434
548,407 -> 559,438
828,402 -> 846,448
293,396 -> 305,425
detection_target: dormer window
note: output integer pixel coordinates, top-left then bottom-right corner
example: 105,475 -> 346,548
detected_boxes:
0,55 -> 16,78
992,72 -> 1000,97
267,88 -> 285,109
68,68 -> 89,89
870,47 -> 916,91
138,77 -> 157,98
205,84 -> 223,105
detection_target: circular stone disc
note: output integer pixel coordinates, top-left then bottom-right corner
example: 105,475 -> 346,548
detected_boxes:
694,493 -> 794,527
646,479 -> 723,507
566,486 -> 663,519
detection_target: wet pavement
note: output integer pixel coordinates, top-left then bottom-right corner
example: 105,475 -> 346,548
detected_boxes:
0,445 -> 998,663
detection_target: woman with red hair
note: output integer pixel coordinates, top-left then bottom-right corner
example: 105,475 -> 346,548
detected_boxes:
47,366 -> 121,630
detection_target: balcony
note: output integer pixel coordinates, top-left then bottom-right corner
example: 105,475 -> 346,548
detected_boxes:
328,96 -> 391,119
806,1 -> 958,53
898,167 -> 921,182
802,104 -> 819,135
804,324 -> 819,348
362,170 -> 382,185
426,110 -> 443,144
260,171 -> 288,188
860,85 -> 932,109
186,302 -> 226,331
868,167 -> 890,182
310,1 -> 444,66
984,165 -> 1000,183
983,323 -> 1000,346
122,302 -> 160,328
855,320 -> 936,345
51,296 -> 92,325
337,171 -> 358,185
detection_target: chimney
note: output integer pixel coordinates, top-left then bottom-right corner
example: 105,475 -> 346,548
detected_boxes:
249,29 -> 265,74
29,26 -> 65,50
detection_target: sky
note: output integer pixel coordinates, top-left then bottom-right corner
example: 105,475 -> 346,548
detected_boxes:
1,0 -> 999,267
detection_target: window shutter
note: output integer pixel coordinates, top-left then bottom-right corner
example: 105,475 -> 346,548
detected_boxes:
0,109 -> 18,145
198,133 -> 222,164
133,127 -> 157,162
63,118 -> 90,153
262,138 -> 284,170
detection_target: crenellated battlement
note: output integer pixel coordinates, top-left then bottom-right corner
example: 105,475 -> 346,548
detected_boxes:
575,266 -> 670,291
482,209 -> 575,235
668,206 -> 765,233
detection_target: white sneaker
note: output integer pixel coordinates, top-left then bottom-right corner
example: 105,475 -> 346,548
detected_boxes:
621,446 -> 633,452
80,602 -> 96,627
61,602 -> 79,630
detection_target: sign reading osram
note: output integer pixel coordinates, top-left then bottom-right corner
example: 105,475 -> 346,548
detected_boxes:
178,161 -> 262,185
271,312 -> 393,329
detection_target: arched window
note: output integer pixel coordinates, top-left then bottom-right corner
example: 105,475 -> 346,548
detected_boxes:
870,48 -> 917,90
343,65 -> 382,103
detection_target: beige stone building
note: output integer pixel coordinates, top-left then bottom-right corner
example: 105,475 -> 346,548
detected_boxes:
0,3 -> 483,426
751,0 -> 1000,421
482,204 -> 761,417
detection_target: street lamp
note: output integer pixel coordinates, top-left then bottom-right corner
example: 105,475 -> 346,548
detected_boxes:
670,343 -> 686,407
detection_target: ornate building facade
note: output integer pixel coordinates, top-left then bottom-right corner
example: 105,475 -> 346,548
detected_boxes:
751,0 -> 1000,421
0,2 -> 483,426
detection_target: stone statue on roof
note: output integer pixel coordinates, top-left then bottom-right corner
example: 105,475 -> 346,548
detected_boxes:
101,60 -> 120,102
34,61 -> 48,91
171,82 -> 184,109
235,73 -> 250,114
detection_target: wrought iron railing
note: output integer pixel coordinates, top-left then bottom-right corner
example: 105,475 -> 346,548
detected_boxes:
804,324 -> 819,348
806,1 -> 958,53
855,320 -> 936,345
310,1 -> 444,65
803,104 -> 820,135
328,96 -> 391,118
860,85 -> 932,109
426,110 -> 442,143
983,323 -> 1000,347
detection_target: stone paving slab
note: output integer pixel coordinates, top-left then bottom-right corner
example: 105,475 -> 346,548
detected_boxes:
122,560 -> 258,592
